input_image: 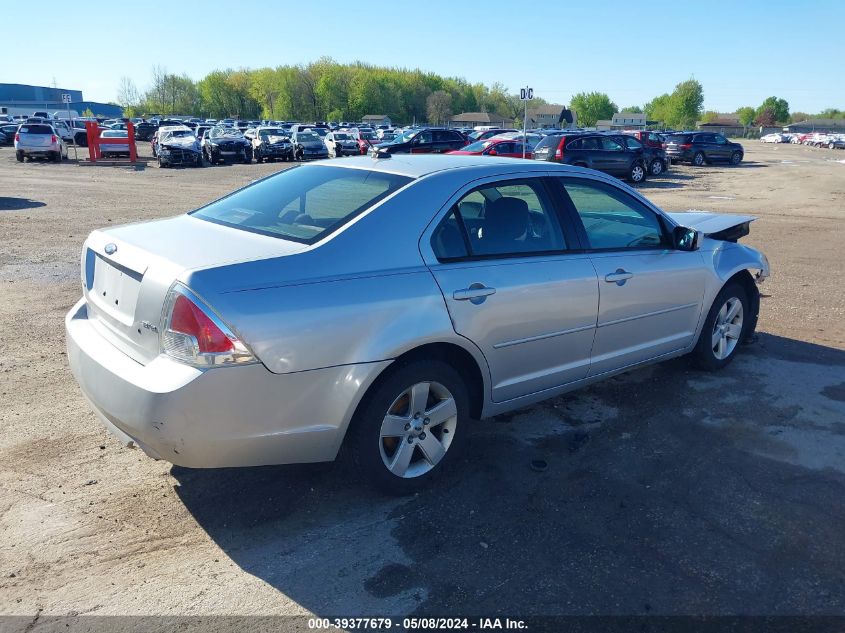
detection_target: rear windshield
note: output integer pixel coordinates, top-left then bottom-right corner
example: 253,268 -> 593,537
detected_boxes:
666,134 -> 692,143
19,125 -> 53,134
533,134 -> 566,150
192,165 -> 413,243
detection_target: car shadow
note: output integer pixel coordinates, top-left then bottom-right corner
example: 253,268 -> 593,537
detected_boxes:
172,333 -> 845,616
0,196 -> 46,211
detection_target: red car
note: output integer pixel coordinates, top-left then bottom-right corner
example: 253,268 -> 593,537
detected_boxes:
622,130 -> 666,149
446,138 -> 532,159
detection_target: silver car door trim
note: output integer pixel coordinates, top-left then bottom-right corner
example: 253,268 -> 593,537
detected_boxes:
493,323 -> 596,349
597,301 -> 699,329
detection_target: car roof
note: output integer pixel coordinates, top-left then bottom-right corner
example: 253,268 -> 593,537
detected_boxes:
305,154 -> 586,179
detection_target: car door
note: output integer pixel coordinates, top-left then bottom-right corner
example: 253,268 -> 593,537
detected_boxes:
696,133 -> 716,159
422,176 -> 598,402
555,176 -> 707,376
596,136 -> 628,173
407,129 -> 432,153
712,134 -> 730,160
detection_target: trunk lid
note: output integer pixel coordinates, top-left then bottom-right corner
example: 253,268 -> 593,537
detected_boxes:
82,214 -> 307,365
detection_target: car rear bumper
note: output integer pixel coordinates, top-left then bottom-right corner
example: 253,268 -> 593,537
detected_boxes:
16,144 -> 60,154
65,298 -> 390,468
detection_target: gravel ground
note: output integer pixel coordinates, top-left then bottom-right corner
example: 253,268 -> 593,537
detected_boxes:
1,142 -> 844,620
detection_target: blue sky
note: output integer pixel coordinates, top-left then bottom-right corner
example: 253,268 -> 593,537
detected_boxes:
3,0 -> 843,113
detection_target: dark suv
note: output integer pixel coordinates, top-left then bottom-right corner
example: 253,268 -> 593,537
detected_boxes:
665,132 -> 744,166
372,128 -> 467,155
532,132 -> 648,183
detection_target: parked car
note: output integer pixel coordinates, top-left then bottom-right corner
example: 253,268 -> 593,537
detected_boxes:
251,126 -> 295,162
324,131 -> 359,157
134,120 -> 158,141
155,127 -> 203,168
664,133 -> 744,166
49,119 -> 74,142
65,155 -> 770,493
828,135 -> 845,150
202,127 -> 253,164
372,128 -> 467,156
99,129 -> 131,158
445,138 -> 532,159
68,119 -> 92,146
532,132 -> 649,183
760,133 -> 785,143
468,128 -> 518,142
291,130 -> 329,160
617,133 -> 670,176
14,123 -> 68,162
0,123 -> 19,145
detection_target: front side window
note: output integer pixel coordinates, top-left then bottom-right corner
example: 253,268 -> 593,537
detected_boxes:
561,179 -> 666,250
600,137 -> 624,151
192,165 -> 412,243
431,179 -> 567,260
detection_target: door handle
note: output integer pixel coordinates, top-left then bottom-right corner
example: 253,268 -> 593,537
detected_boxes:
604,269 -> 634,286
453,284 -> 496,304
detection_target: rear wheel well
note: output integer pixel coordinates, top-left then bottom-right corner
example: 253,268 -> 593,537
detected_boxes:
723,269 -> 760,341
356,343 -> 485,423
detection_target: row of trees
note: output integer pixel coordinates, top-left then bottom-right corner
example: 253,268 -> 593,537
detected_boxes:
117,58 -> 549,124
116,63 -> 842,129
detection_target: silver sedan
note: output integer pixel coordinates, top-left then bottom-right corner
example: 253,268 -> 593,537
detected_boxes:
66,155 -> 769,493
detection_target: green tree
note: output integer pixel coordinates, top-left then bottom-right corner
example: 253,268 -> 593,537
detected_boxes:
700,110 -> 720,124
570,91 -> 617,128
666,79 -> 704,128
756,96 -> 789,124
736,106 -> 756,126
817,108 -> 843,119
644,94 -> 671,126
622,105 -> 643,113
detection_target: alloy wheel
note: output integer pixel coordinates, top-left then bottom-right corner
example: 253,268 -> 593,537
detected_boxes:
651,160 -> 663,175
379,381 -> 457,478
711,297 -> 743,360
631,164 -> 645,182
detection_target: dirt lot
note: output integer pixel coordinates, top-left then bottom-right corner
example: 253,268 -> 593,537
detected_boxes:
1,142 -> 844,621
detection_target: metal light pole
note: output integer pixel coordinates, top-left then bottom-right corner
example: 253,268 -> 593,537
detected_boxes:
63,93 -> 77,161
520,86 -> 533,159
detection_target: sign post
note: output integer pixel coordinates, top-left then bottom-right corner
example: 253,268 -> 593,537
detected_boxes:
62,93 -> 77,161
519,86 -> 534,159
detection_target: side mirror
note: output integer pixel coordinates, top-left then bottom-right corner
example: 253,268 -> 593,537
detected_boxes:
673,226 -> 702,251
487,149 -> 497,156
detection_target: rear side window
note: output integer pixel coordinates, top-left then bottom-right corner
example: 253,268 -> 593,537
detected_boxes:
19,125 -> 52,134
431,179 -> 567,260
192,165 -> 412,243
667,134 -> 692,143
624,136 -> 643,149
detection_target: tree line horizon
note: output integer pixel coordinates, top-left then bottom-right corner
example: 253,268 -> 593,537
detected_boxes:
113,58 -> 844,128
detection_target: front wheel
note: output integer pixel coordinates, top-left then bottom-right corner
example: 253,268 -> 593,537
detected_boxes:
15,151 -> 24,162
628,162 -> 646,183
691,282 -> 750,371
693,151 -> 706,166
730,151 -> 743,165
349,359 -> 470,495
158,156 -> 167,168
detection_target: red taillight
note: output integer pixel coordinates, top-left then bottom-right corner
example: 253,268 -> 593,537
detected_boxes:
680,143 -> 692,149
51,134 -> 57,143
169,294 -> 234,353
14,133 -> 20,142
554,136 -> 566,159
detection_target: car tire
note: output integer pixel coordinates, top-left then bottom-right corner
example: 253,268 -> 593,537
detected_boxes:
349,359 -> 470,495
195,153 -> 203,168
628,161 -> 646,183
75,133 -> 87,147
243,148 -> 253,164
693,151 -> 706,166
829,142 -> 836,150
691,282 -> 750,371
650,159 -> 664,176
15,151 -> 24,162
255,152 -> 263,163
730,151 -> 743,165
158,156 -> 167,168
